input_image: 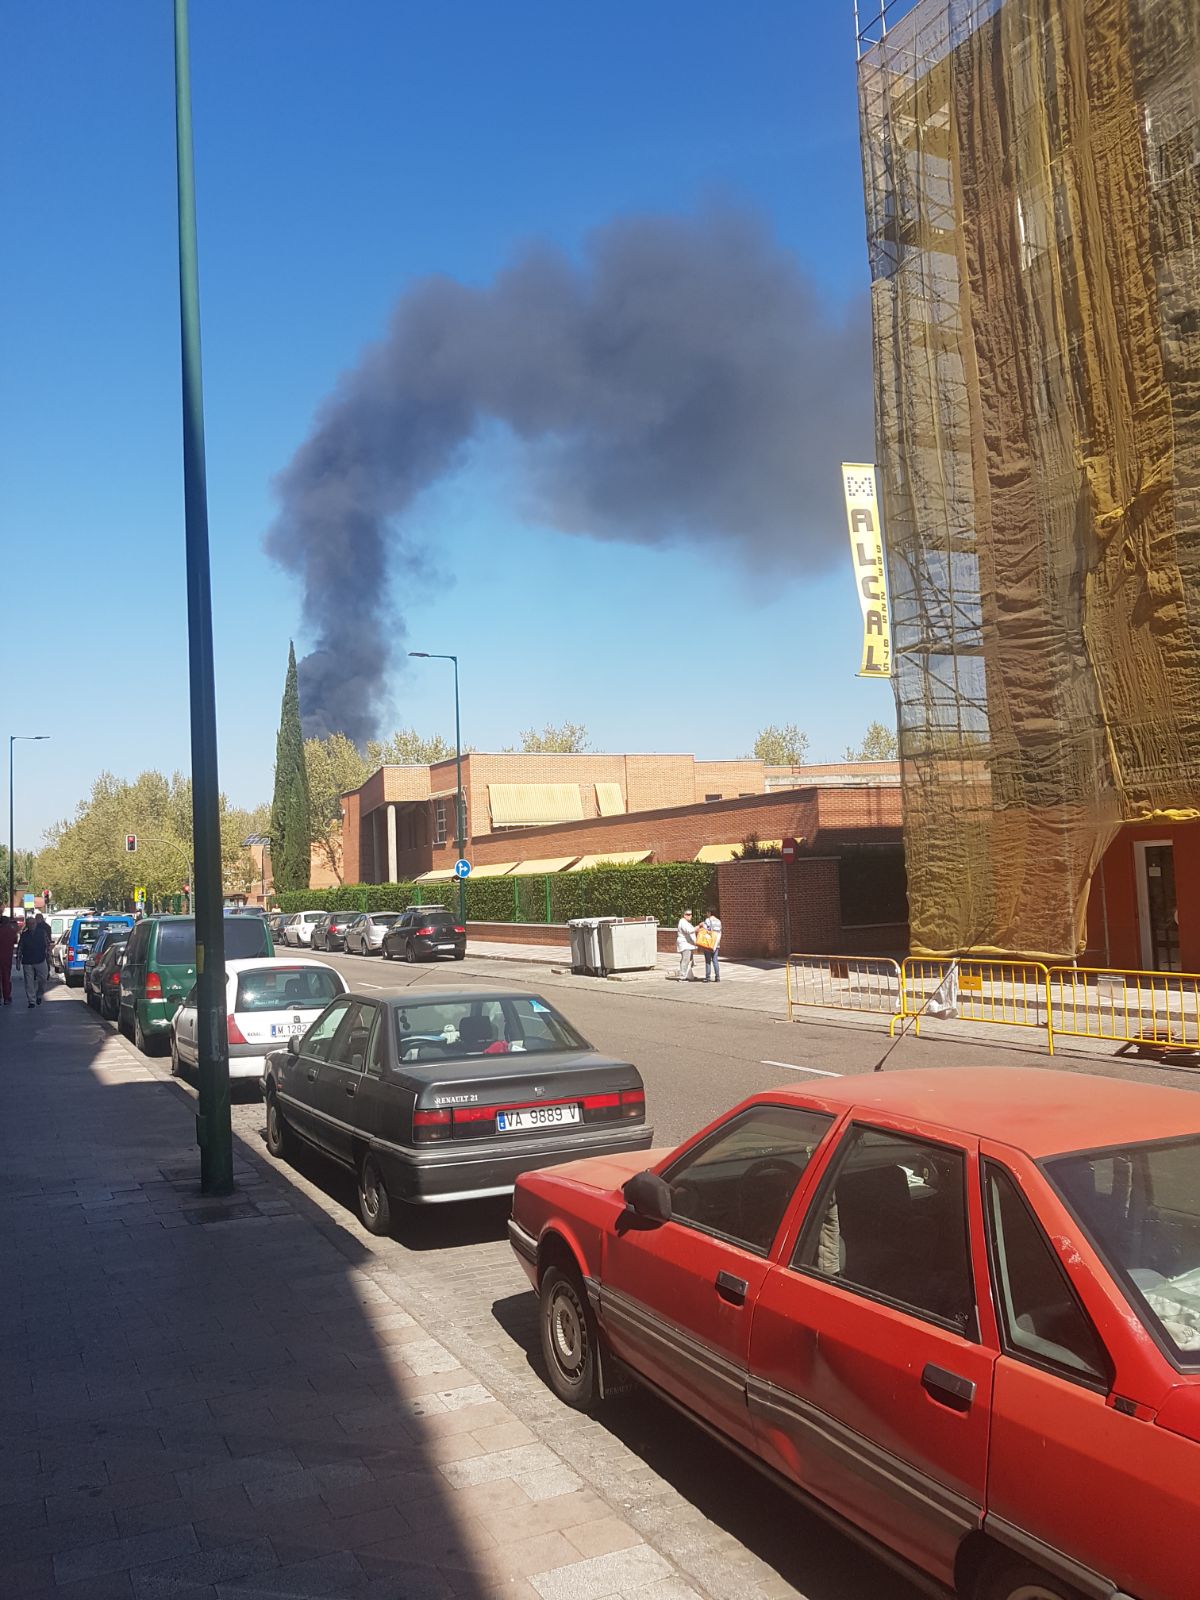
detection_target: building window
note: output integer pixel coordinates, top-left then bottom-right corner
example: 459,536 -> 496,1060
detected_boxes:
705,793 -> 722,803
434,799 -> 448,846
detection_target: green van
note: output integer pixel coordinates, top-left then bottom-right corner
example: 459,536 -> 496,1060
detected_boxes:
119,914 -> 274,1054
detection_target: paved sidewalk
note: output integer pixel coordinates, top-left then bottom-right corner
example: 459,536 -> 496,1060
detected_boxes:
0,993 -> 715,1600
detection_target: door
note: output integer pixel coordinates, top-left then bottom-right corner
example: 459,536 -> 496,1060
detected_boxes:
286,998 -> 352,1151
313,1001 -> 379,1164
119,922 -> 151,1019
1136,841 -> 1179,972
176,985 -> 198,1065
748,1123 -> 994,1588
600,1103 -> 836,1449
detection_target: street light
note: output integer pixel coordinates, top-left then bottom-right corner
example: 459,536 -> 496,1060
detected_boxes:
408,652 -> 465,921
8,736 -> 48,917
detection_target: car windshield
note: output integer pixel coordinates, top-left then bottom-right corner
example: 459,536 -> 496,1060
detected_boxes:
155,919 -> 271,964
392,996 -> 588,1063
1046,1136 -> 1200,1364
236,967 -> 342,1013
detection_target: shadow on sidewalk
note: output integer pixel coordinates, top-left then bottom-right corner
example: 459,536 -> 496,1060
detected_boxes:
0,996 -> 529,1599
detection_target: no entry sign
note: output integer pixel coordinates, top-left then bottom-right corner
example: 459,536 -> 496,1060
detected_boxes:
782,837 -> 798,862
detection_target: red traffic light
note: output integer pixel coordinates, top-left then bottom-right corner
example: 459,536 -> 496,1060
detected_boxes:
125,834 -> 137,852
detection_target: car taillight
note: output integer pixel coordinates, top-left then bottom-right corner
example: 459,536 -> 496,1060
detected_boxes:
413,1109 -> 452,1143
109,970 -> 121,985
227,1014 -> 247,1046
454,926 -> 465,935
416,926 -> 435,937
583,1087 -> 646,1124
145,972 -> 163,1000
68,948 -> 77,963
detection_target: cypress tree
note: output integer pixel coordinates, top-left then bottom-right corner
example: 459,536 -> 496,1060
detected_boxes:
271,643 -> 311,891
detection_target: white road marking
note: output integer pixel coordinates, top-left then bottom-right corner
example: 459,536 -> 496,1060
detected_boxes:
760,1059 -> 842,1077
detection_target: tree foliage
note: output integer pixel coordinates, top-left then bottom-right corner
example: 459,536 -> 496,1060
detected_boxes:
0,846 -> 37,901
305,734 -> 370,882
271,643 -> 311,892
844,720 -> 899,761
32,772 -> 258,907
518,721 -> 590,753
365,728 -> 456,766
751,723 -> 809,765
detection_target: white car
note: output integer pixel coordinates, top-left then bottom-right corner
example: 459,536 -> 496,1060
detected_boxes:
285,910 -> 328,947
170,957 -> 347,1082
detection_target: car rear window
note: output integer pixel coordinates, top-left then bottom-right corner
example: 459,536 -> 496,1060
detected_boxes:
392,995 -> 587,1063
154,919 -> 271,965
77,920 -> 121,950
236,967 -> 342,1013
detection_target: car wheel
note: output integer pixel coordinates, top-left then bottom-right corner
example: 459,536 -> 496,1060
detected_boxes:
118,1004 -> 132,1038
405,941 -> 417,964
169,1033 -> 182,1076
454,951 -> 465,960
101,991 -> 116,1021
975,1556 -> 1082,1600
133,1007 -> 158,1056
356,1153 -> 392,1234
264,1089 -> 294,1160
86,986 -> 98,1011
381,942 -> 392,961
539,1266 -> 600,1409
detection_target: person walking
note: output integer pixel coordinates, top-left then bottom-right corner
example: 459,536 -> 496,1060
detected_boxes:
700,908 -> 723,982
17,913 -> 51,1007
676,908 -> 697,983
0,915 -> 16,1005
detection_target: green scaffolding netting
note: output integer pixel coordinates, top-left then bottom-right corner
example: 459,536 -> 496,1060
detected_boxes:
860,0 -> 1200,960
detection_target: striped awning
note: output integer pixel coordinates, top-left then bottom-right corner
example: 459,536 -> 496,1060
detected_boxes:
414,867 -> 457,881
469,862 -> 517,878
694,840 -> 783,863
567,850 -> 652,871
595,782 -> 625,816
489,783 -> 584,827
509,857 -> 579,875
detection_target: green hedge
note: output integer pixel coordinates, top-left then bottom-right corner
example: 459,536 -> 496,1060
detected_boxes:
276,861 -> 716,926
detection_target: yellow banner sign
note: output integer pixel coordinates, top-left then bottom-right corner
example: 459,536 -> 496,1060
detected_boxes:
841,462 -> 891,678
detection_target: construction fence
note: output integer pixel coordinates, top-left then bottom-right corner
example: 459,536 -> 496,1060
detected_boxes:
786,953 -> 1200,1057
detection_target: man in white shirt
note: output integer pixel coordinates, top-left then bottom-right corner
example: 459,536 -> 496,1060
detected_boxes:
676,909 -> 697,983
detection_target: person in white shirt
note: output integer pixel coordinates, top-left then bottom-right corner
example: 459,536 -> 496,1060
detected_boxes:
676,909 -> 697,983
701,909 -> 722,982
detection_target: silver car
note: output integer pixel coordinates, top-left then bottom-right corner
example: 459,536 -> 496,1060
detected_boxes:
344,912 -> 401,955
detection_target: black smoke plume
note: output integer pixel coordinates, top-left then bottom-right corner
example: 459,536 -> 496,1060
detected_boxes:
266,207 -> 872,742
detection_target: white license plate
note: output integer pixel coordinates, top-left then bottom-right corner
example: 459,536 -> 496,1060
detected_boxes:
496,1104 -> 581,1133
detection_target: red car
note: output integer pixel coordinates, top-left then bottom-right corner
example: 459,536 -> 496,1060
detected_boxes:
509,1067 -> 1200,1600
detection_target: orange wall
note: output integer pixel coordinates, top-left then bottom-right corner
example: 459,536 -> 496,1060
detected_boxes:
1085,821 -> 1200,971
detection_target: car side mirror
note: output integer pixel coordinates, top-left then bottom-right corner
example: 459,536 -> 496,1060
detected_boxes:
288,1035 -> 300,1057
620,1170 -> 672,1227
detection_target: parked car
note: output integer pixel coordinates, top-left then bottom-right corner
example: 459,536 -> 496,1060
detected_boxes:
87,937 -> 129,1019
263,989 -> 652,1233
119,913 -> 274,1054
312,911 -> 356,952
49,907 -> 92,947
267,912 -> 292,940
171,957 -> 347,1085
343,911 -> 401,955
83,929 -> 131,1012
63,913 -> 135,988
381,905 -> 466,963
284,910 -> 328,948
510,1067 -> 1200,1600
51,931 -> 71,974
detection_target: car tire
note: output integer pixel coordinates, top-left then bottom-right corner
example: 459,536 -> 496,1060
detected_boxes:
133,1007 -> 158,1056
539,1266 -> 600,1410
382,943 -> 392,960
405,941 -> 417,964
356,1153 -> 392,1235
454,951 -> 465,960
86,986 -> 98,1011
101,991 -> 116,1021
264,1089 -> 294,1160
118,1004 -> 132,1039
169,1033 -> 182,1077
975,1556 -> 1082,1600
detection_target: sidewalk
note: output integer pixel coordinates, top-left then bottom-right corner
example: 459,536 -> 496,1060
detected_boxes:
0,992 -> 717,1600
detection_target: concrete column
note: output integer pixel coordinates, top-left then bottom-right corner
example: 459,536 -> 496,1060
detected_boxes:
387,804 -> 398,883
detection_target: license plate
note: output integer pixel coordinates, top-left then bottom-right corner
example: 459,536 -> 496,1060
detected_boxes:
496,1104 -> 581,1133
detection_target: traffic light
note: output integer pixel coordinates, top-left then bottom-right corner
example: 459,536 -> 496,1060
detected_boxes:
125,834 -> 137,853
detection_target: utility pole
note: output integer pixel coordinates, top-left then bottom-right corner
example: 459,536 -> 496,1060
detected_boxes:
174,0 -> 232,1194
8,736 -> 48,915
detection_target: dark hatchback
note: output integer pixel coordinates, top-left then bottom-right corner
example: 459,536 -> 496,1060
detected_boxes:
312,912 -> 355,952
263,990 -> 652,1233
381,906 -> 466,962
83,931 -> 129,1017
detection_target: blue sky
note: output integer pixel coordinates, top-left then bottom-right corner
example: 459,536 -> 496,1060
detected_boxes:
2,1 -> 893,848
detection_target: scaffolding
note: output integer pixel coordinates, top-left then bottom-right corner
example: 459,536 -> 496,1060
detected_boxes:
859,0 -> 1200,960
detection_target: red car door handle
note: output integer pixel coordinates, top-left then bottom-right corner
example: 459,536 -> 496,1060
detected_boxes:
921,1363 -> 975,1412
715,1271 -> 748,1306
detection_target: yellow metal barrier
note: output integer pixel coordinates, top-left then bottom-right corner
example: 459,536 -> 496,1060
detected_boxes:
900,958 -> 1054,1054
786,954 -> 902,1027
1049,966 -> 1200,1052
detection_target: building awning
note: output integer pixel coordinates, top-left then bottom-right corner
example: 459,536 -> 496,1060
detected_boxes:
509,857 -> 579,875
489,783 -> 584,827
694,840 -> 783,863
568,850 -> 652,871
595,782 -> 625,816
414,867 -> 457,881
469,862 -> 517,878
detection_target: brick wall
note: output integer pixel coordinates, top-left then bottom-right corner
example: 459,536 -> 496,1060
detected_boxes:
714,856 -> 908,959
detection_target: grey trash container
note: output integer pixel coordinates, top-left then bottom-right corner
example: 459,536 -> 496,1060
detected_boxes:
599,918 -> 658,974
567,917 -> 613,976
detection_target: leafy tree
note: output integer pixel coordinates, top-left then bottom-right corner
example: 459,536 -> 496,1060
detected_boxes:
366,728 -> 456,766
0,846 -> 36,903
305,734 -> 370,882
519,721 -> 590,753
844,720 -> 899,761
225,802 -> 273,898
271,643 -> 311,892
751,724 -> 809,766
